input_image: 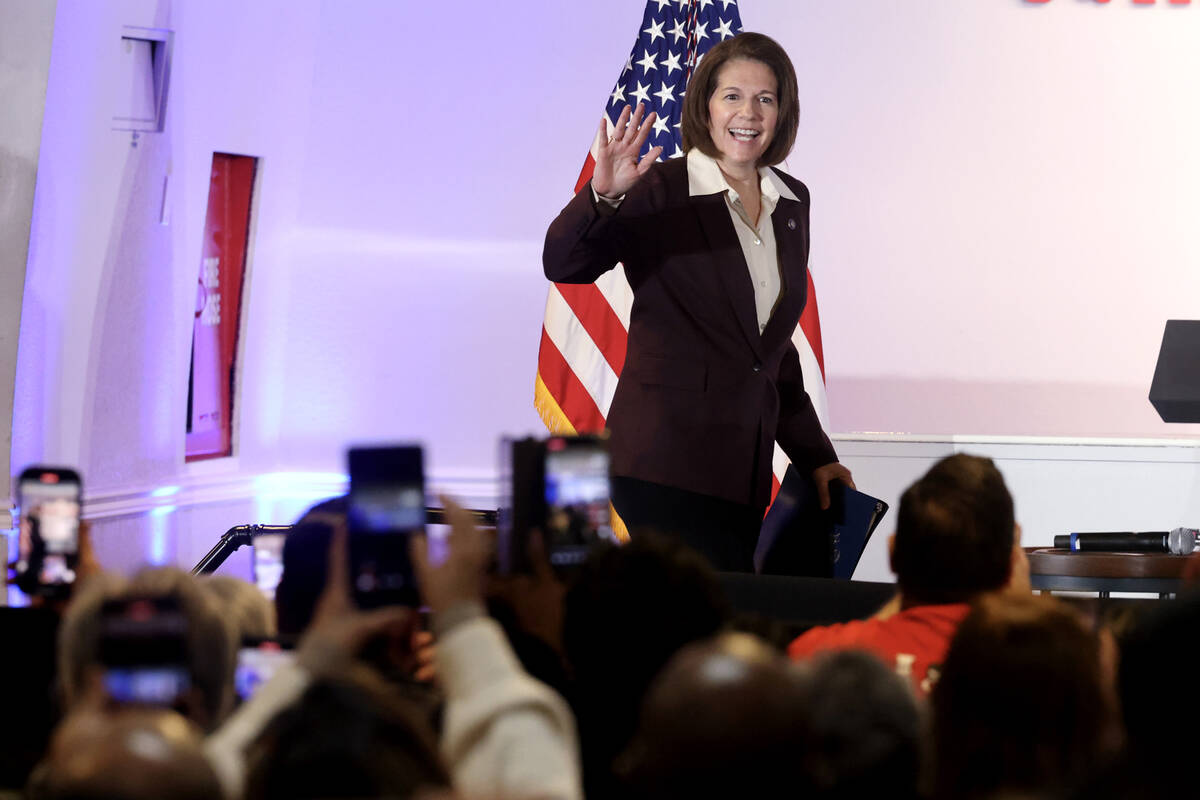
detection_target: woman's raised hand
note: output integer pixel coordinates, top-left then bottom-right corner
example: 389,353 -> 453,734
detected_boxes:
591,103 -> 664,198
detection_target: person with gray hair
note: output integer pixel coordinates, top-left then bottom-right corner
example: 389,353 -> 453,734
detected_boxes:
57,566 -> 238,731
798,650 -> 922,800
201,573 -> 277,642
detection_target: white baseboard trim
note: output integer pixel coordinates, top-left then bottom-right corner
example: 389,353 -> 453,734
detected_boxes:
833,432 -> 1200,449
75,470 -> 502,523
6,433 -> 1196,529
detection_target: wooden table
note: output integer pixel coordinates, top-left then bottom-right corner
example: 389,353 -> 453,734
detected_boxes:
1025,548 -> 1193,598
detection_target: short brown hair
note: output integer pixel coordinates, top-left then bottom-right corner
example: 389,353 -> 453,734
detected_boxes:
681,32 -> 799,167
931,595 -> 1117,800
891,453 -> 1015,605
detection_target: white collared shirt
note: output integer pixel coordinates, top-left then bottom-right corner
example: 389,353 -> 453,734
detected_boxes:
686,148 -> 799,336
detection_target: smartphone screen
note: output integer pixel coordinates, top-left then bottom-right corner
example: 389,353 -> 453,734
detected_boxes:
16,467 -> 82,595
252,532 -> 287,600
347,445 -> 425,607
235,642 -> 294,700
99,596 -> 190,707
543,437 -> 614,567
104,667 -> 191,707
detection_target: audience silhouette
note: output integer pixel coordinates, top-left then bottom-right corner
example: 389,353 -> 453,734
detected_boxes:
2,451 -> 1191,800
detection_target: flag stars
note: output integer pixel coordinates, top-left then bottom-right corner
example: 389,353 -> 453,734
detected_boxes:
636,49 -> 658,73
652,113 -> 671,137
714,18 -> 734,40
643,18 -> 665,44
668,19 -> 687,44
719,0 -> 737,9
694,21 -> 709,41
653,82 -> 676,106
610,82 -> 627,107
698,0 -> 714,10
652,0 -> 672,10
622,52 -> 633,74
661,50 -> 682,76
630,81 -> 651,105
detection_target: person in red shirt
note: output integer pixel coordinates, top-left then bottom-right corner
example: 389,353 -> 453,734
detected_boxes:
788,454 -> 1030,696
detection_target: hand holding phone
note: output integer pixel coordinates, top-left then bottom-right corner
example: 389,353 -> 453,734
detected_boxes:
411,495 -> 492,615
294,514 -> 415,674
14,467 -> 82,597
498,435 -> 614,575
347,445 -> 426,607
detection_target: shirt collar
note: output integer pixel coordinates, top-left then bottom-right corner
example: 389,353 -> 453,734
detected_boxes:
686,148 -> 799,203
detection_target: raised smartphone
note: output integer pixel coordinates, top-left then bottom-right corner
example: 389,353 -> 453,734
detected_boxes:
347,445 -> 426,607
99,595 -> 191,707
499,435 -> 614,574
15,467 -> 82,597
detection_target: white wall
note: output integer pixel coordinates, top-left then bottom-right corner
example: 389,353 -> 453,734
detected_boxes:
14,0 -> 322,490
10,0 -> 1200,578
9,0 -> 323,576
69,434 -> 1200,585
760,0 -> 1200,437
0,0 -> 57,528
839,435 -> 1200,583
276,0 -> 1200,484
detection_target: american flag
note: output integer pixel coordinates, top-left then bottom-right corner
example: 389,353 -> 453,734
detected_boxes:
536,0 -> 831,514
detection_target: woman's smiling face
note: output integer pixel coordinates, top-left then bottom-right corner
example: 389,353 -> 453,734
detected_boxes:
706,57 -> 779,174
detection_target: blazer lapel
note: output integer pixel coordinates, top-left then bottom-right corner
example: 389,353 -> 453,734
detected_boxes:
691,193 -> 765,359
760,197 -> 809,351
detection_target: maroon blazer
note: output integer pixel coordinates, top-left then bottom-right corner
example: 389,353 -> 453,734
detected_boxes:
543,157 -> 837,509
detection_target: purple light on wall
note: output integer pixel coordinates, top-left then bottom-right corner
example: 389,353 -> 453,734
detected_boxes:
147,505 -> 175,565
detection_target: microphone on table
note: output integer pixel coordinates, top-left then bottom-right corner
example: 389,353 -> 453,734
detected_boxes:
1052,528 -> 1199,555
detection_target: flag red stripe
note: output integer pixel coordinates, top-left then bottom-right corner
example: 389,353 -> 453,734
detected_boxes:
538,1 -> 823,525
538,328 -> 606,432
798,270 -> 826,380
554,283 -> 628,377
574,153 -> 596,194
559,152 -> 630,377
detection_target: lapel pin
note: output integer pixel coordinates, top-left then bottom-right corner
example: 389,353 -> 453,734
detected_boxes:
787,218 -> 797,230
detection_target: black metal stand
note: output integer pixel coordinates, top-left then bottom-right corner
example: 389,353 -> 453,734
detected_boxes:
190,507 -> 499,575
191,524 -> 293,575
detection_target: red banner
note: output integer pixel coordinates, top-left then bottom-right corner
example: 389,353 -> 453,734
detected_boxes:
186,153 -> 256,461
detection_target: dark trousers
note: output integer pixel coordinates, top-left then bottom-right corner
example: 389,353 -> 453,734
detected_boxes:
610,476 -> 764,572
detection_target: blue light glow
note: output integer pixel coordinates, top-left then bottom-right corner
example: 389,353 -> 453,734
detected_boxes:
148,505 -> 176,565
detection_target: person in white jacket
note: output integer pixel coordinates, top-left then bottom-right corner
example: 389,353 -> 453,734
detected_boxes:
205,498 -> 582,800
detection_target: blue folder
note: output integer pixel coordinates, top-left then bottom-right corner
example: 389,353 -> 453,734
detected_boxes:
754,466 -> 889,579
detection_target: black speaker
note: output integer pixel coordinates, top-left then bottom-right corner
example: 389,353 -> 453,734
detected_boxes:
1149,320 -> 1200,423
